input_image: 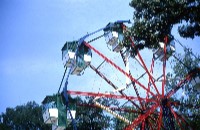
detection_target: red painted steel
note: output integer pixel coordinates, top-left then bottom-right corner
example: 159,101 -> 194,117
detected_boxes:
124,104 -> 159,129
67,90 -> 145,101
129,37 -> 160,95
84,42 -> 156,97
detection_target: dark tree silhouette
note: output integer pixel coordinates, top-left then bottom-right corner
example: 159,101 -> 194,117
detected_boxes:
129,0 -> 200,49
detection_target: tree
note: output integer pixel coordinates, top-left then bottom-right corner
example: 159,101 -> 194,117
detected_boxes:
166,48 -> 200,129
68,96 -> 119,130
129,0 -> 200,49
0,101 -> 50,130
111,104 -> 139,130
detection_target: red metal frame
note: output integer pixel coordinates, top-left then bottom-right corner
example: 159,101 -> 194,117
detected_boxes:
147,57 -> 155,99
166,72 -> 193,98
67,90 -> 146,101
119,50 -> 145,111
84,42 -> 156,97
170,107 -> 184,130
124,103 -> 159,129
66,36 -> 197,129
89,64 -> 142,110
129,38 -> 160,95
77,103 -> 141,113
162,36 -> 168,98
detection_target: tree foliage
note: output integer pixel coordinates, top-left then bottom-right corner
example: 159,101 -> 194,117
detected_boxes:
0,101 -> 50,130
67,96 -> 119,130
129,0 -> 200,48
166,48 -> 200,129
111,104 -> 139,130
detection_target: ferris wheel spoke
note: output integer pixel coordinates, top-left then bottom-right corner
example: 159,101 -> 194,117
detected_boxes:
85,42 -> 156,97
67,90 -> 147,101
149,114 -> 162,129
175,111 -> 192,129
125,103 -> 159,129
162,36 -> 168,98
77,103 -> 141,113
129,37 -> 160,96
166,72 -> 193,98
94,101 -> 132,124
141,120 -> 145,130
89,64 -> 142,110
147,118 -> 154,130
170,107 -> 184,130
146,56 -> 156,100
120,50 -> 145,110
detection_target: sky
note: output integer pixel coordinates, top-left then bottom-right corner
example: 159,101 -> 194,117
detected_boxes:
0,0 -> 200,114
0,0 -> 134,113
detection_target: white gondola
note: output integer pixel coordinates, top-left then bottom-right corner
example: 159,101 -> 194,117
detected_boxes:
154,40 -> 175,61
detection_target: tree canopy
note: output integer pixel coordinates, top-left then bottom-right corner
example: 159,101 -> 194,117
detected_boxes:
0,101 -> 50,130
129,0 -> 200,48
166,48 -> 200,129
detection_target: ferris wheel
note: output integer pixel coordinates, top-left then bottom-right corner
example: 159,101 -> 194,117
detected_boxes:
42,20 -> 200,130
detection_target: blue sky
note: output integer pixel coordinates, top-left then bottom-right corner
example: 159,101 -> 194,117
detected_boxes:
0,0 -> 134,113
0,0 -> 199,114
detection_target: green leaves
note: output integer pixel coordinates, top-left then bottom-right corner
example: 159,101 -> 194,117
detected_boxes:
130,0 -> 200,48
0,101 -> 50,130
74,96 -> 113,129
166,48 -> 200,129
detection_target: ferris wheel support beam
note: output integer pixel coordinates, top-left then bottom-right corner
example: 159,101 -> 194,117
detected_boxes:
85,42 -> 156,97
166,72 -> 192,98
129,37 -> 160,96
120,50 -> 145,110
170,107 -> 184,130
67,90 -> 146,101
175,111 -> 192,129
162,36 -> 168,98
148,119 -> 154,130
77,103 -> 141,113
94,101 -> 132,125
89,64 -> 142,110
147,56 -> 156,100
134,57 -> 157,81
148,114 -> 163,129
124,103 -> 159,129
